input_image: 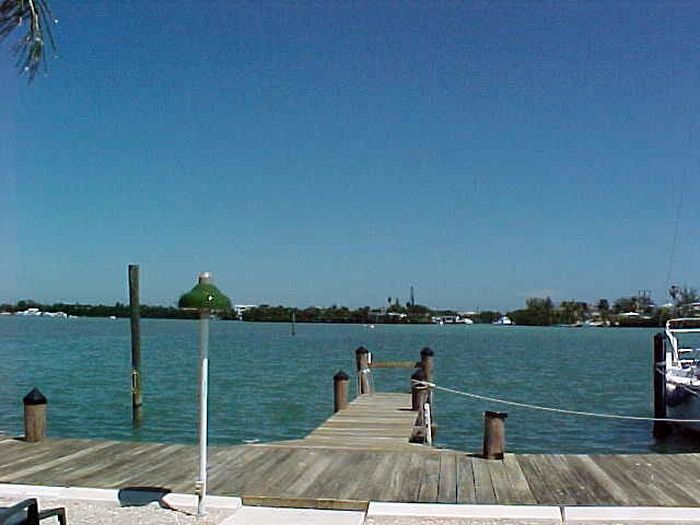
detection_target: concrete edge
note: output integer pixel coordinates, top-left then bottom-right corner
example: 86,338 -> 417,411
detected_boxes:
220,506 -> 367,525
563,506 -> 700,521
367,502 -> 562,519
4,484 -> 700,522
0,483 -> 242,510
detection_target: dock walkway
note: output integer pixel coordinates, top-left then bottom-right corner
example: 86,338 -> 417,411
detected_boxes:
278,393 -> 422,450
2,393 -> 700,508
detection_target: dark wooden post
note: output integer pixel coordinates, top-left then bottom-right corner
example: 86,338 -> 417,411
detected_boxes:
419,347 -> 438,439
420,347 -> 434,383
483,411 -> 507,459
411,368 -> 425,411
653,332 -> 671,438
410,381 -> 430,443
355,346 -> 372,395
129,264 -> 143,426
333,370 -> 350,412
23,388 -> 47,442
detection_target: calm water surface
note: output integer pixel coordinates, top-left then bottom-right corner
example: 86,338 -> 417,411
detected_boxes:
0,317 -> 690,454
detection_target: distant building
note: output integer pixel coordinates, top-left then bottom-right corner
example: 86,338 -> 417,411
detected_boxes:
687,303 -> 700,317
233,304 -> 258,320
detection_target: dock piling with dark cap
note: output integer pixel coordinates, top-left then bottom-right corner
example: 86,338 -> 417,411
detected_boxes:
23,388 -> 47,443
483,410 -> 507,459
333,370 -> 349,413
420,346 -> 434,383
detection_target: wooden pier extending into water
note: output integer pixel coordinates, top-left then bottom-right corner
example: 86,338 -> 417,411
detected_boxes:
2,347 -> 700,510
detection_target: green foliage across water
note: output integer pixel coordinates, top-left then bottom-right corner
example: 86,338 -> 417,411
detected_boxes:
3,284 -> 698,326
1,300 -> 199,319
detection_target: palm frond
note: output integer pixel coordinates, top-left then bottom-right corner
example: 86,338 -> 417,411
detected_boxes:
0,0 -> 57,82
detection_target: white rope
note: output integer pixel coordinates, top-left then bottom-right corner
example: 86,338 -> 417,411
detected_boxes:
412,380 -> 700,424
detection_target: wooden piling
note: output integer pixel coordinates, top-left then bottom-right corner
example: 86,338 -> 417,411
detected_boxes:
420,346 -> 434,383
410,368 -> 438,442
409,382 -> 430,443
23,388 -> 47,443
355,347 -> 372,395
333,370 -> 350,413
411,368 -> 425,411
653,332 -> 671,438
483,411 -> 507,459
129,264 -> 143,426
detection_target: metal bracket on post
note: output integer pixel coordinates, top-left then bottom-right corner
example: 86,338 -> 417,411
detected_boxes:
131,369 -> 140,393
195,480 -> 206,516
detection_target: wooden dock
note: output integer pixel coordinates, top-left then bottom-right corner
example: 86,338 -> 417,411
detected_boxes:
280,393 -> 421,450
3,347 -> 700,510
2,392 -> 700,508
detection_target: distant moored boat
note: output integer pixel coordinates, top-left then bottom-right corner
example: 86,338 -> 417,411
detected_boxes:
663,317 -> 700,431
493,315 -> 514,326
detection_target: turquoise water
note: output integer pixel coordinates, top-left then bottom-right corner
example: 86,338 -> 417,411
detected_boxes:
0,317 -> 688,453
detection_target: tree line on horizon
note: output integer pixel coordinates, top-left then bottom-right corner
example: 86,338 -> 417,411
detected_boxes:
509,286 -> 699,327
0,300 -> 199,320
2,285 -> 697,326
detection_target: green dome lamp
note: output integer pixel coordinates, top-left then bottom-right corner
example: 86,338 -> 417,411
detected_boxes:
178,272 -> 231,517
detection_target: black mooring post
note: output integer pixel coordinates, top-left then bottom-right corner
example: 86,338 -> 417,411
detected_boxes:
23,388 -> 47,442
333,370 -> 349,413
653,332 -> 671,438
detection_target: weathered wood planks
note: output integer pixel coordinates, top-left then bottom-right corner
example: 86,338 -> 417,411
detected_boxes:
2,402 -> 700,508
302,393 -> 423,450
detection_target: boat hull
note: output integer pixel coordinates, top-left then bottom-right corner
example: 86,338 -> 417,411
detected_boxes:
666,383 -> 700,432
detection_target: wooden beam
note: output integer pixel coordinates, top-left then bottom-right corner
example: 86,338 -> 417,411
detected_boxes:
241,496 -> 369,512
370,361 -> 417,369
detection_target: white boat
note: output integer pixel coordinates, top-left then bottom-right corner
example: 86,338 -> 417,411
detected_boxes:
493,315 -> 513,325
663,318 -> 700,431
431,315 -> 473,325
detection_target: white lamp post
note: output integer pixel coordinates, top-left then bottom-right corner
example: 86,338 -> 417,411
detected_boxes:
178,272 -> 231,517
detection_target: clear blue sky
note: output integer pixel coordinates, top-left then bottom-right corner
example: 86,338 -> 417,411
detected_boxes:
1,2 -> 699,310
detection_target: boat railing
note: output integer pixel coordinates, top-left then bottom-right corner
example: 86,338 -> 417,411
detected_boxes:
665,318 -> 700,368
665,327 -> 681,365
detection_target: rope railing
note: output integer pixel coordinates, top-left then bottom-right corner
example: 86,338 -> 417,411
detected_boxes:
412,379 -> 700,424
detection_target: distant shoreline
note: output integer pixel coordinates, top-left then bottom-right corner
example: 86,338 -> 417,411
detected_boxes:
3,297 -> 695,328
0,313 -> 667,328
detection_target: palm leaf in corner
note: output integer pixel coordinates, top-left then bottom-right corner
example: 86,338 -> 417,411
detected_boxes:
0,0 -> 56,81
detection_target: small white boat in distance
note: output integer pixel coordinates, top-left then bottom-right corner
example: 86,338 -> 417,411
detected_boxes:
493,315 -> 514,325
664,318 -> 700,431
431,315 -> 473,325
